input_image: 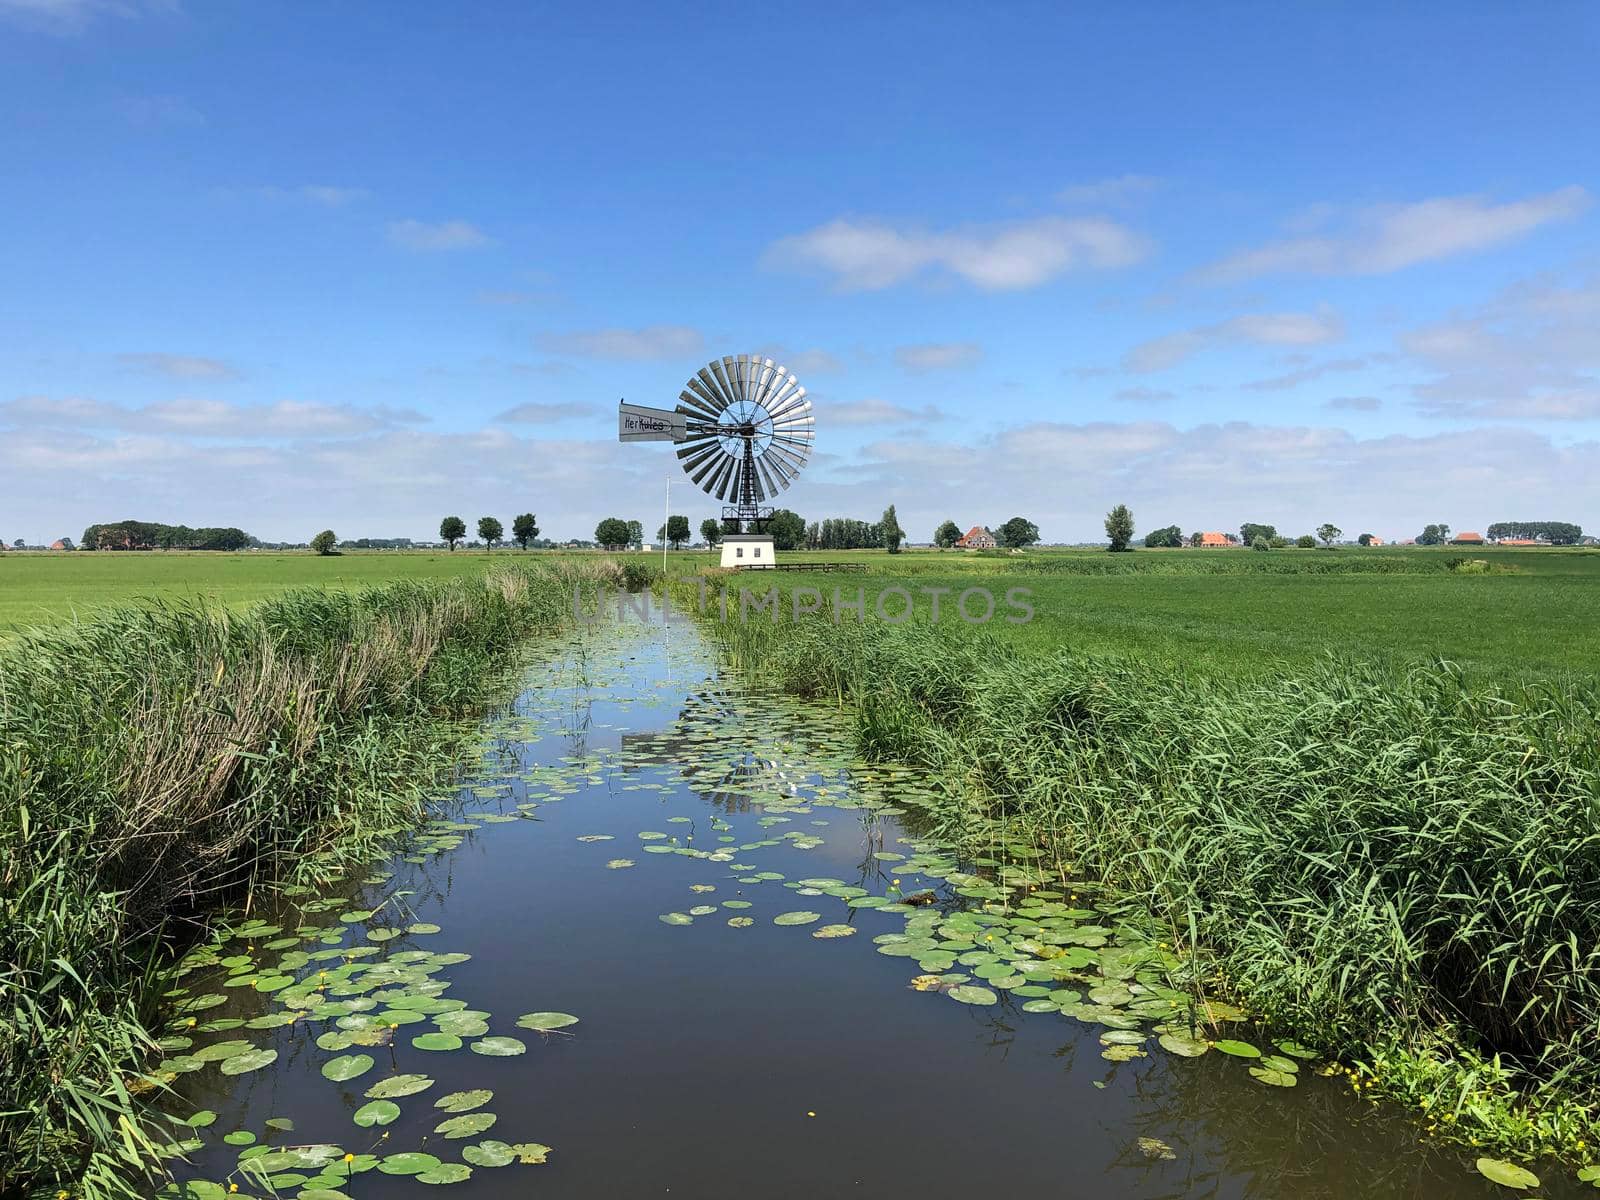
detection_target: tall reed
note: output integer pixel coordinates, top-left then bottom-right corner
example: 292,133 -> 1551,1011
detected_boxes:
712,613 -> 1600,1150
0,560 -> 613,1197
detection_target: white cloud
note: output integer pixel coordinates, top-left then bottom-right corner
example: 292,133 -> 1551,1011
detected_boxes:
1,0 -> 171,33
894,342 -> 983,372
1124,311 -> 1343,372
1401,271 -> 1600,420
0,395 -> 424,438
386,219 -> 491,252
826,398 -> 945,426
117,353 -> 237,380
1114,387 -> 1174,404
766,214 -> 1150,291
537,325 -> 704,361
754,346 -> 845,375
1243,356 -> 1370,391
1057,174 -> 1162,206
492,401 -> 598,424
1323,396 -> 1382,412
1201,187 -> 1590,282
5,398 -> 1595,544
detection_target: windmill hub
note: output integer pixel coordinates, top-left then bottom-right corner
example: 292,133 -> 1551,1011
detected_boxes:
616,354 -> 815,568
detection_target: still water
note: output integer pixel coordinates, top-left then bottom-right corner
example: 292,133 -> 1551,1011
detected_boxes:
162,613 -> 1571,1199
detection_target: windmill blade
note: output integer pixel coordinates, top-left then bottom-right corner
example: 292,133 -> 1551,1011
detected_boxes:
765,386 -> 809,425
677,389 -> 721,421
673,355 -> 816,518
691,371 -> 731,414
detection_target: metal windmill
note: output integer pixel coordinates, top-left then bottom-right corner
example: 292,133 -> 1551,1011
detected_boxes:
617,354 -> 814,535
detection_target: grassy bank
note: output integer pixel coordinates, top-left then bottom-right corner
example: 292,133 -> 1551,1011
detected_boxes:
0,561 -> 610,1198
703,606 -> 1600,1163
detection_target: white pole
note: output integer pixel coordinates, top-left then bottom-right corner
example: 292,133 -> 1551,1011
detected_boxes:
662,475 -> 670,578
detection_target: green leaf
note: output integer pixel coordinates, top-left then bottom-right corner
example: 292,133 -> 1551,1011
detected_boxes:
364,1073 -> 433,1099
1248,1066 -> 1298,1087
411,1032 -> 462,1051
947,985 -> 999,1005
773,911 -> 820,926
219,1048 -> 277,1075
222,1131 -> 256,1146
1475,1159 -> 1540,1190
461,1140 -> 515,1168
1157,1032 -> 1210,1057
435,1112 -> 497,1139
1212,1039 -> 1260,1058
515,1012 -> 578,1031
812,924 -> 856,939
434,1090 -> 493,1113
320,1054 -> 374,1082
470,1036 -> 525,1057
507,1143 -> 552,1164
416,1163 -> 473,1185
658,912 -> 693,925
184,1110 -> 217,1128
377,1152 -> 441,1176
353,1100 -> 400,1127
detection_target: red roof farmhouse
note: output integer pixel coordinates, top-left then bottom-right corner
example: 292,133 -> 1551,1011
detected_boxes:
954,525 -> 998,549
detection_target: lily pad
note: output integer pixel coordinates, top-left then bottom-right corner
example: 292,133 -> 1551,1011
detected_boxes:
1248,1064 -> 1299,1086
605,859 -> 634,869
1474,1159 -> 1540,1190
321,1054 -> 374,1082
727,917 -> 754,927
365,1074 -> 433,1099
435,1112 -> 497,1138
434,1090 -> 493,1112
411,1032 -> 463,1052
1212,1039 -> 1260,1058
470,1036 -> 526,1057
659,912 -> 693,926
378,1152 -> 442,1176
508,1143 -> 552,1164
353,1100 -> 401,1127
947,985 -> 999,1006
417,1163 -> 472,1184
219,1048 -> 278,1075
516,1012 -> 579,1031
812,924 -> 856,939
773,911 -> 820,926
461,1140 -> 515,1168
1158,1032 -> 1210,1058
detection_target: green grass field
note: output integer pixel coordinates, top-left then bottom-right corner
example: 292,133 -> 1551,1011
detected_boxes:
684,545 -> 1600,680
4,545 -> 1598,679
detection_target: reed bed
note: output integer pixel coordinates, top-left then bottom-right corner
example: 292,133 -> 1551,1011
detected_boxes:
0,560 -> 614,1197
714,613 -> 1600,1154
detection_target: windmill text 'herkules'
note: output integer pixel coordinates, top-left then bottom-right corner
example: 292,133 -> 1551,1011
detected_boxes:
617,354 -> 814,568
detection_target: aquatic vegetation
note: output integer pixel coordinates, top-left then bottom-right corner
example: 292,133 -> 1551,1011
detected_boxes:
702,609 -> 1600,1164
0,561 -> 617,1197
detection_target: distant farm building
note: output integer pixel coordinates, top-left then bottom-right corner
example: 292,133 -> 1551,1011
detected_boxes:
1451,532 -> 1486,545
49,539 -> 69,550
1495,537 -> 1538,546
1195,531 -> 1232,547
955,526 -> 998,549
1366,536 -> 1385,546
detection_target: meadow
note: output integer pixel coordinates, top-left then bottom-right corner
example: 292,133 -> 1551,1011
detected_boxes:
6,545 -> 1599,681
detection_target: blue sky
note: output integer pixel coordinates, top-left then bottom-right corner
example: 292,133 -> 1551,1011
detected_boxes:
3,1 -> 1597,544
